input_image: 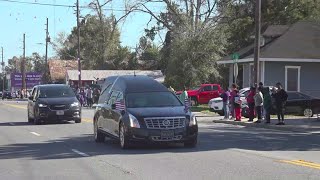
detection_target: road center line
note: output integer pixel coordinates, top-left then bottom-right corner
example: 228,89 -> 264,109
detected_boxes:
280,160 -> 320,170
6,104 -> 28,110
30,132 -> 41,136
71,149 -> 90,157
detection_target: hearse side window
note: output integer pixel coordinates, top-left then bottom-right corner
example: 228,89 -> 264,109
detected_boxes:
107,91 -> 119,105
98,84 -> 112,104
116,92 -> 124,101
31,88 -> 36,96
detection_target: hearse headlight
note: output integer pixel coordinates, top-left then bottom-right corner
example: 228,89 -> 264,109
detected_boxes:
189,115 -> 197,126
38,103 -> 48,108
71,102 -> 80,107
129,114 -> 140,128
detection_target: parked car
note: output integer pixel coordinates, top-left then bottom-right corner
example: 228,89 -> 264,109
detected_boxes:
176,84 -> 223,106
93,75 -> 198,149
242,91 -> 320,118
283,92 -> 320,117
2,91 -> 12,99
27,84 -> 81,125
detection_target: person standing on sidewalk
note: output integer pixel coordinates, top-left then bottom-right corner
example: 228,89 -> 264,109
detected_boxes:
246,87 -> 256,122
273,82 -> 288,125
179,86 -> 188,105
229,84 -> 238,120
262,87 -> 272,124
233,89 -> 242,121
221,87 -> 230,120
254,87 -> 264,123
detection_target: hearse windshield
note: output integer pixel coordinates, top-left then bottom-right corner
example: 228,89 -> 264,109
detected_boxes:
126,92 -> 182,108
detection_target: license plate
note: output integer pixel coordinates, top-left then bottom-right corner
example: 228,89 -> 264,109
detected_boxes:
161,130 -> 174,139
56,110 -> 64,115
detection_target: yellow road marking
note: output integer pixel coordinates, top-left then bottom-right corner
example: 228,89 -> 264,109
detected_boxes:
5,104 -> 27,110
82,118 -> 92,123
280,160 -> 320,170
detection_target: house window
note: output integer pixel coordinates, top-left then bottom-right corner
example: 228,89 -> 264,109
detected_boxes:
285,66 -> 300,92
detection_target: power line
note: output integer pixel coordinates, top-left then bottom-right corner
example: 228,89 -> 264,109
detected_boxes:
0,0 -> 143,12
0,0 -> 74,7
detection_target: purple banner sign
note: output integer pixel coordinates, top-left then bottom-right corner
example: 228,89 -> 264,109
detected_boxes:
11,72 -> 42,89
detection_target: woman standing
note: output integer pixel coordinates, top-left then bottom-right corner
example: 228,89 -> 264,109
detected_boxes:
233,89 -> 242,121
246,87 -> 256,122
229,84 -> 238,120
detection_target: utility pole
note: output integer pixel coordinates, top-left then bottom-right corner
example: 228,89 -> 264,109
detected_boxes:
253,0 -> 261,87
45,17 -> 50,84
76,0 -> 81,88
1,47 -> 4,92
22,33 -> 26,98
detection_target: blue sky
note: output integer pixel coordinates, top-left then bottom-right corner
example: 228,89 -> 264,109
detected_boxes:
0,0 -> 165,65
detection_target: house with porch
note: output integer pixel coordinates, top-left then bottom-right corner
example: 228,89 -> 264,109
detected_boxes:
218,21 -> 320,97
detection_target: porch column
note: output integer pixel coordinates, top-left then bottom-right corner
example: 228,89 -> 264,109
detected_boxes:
229,64 -> 233,87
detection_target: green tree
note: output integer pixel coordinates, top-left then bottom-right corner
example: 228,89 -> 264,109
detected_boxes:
54,14 -> 122,70
136,0 -> 228,88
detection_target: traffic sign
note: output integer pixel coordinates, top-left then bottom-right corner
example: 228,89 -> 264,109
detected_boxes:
231,53 -> 239,63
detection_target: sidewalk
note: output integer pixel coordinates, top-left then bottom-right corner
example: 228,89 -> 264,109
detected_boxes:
212,117 -> 320,133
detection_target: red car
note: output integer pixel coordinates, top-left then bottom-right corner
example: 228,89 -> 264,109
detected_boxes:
177,84 -> 223,106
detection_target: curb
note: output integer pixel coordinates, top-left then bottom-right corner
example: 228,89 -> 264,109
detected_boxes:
212,120 -> 313,133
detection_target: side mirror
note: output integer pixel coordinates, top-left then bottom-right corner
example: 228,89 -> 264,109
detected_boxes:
111,103 -> 116,109
28,96 -> 33,101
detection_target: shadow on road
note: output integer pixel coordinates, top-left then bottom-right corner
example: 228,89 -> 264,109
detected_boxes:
0,125 -> 319,160
0,121 -> 76,127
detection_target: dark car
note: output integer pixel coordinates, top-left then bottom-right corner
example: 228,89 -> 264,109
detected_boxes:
93,75 -> 198,149
27,84 -> 81,125
2,91 -> 12,99
242,91 -> 320,118
283,92 -> 320,117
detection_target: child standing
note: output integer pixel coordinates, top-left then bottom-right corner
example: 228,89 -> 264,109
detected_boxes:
233,89 -> 242,121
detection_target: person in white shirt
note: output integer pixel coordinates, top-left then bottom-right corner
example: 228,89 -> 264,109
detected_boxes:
254,87 -> 264,123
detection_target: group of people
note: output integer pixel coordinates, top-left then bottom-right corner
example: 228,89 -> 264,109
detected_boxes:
74,87 -> 100,108
221,82 -> 288,125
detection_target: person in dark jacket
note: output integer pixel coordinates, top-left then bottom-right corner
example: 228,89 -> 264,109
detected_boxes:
259,82 -> 272,124
273,82 -> 288,125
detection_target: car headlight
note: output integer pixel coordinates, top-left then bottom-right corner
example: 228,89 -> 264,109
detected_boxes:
38,103 -> 48,108
129,114 -> 140,128
189,115 -> 197,126
71,102 -> 80,107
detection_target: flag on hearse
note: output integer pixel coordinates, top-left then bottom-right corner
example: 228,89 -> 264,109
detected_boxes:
115,100 -> 126,111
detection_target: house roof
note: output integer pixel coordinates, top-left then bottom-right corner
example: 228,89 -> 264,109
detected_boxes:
247,21 -> 320,59
48,60 -> 78,81
219,21 -> 320,63
66,70 -> 164,82
262,25 -> 289,37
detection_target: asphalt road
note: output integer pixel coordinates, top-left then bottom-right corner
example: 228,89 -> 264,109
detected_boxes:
1,101 -> 320,180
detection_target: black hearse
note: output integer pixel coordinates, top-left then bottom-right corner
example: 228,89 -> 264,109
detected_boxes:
93,75 -> 198,149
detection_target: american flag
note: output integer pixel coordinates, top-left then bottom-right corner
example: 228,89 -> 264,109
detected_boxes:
115,100 -> 126,111
184,98 -> 190,112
